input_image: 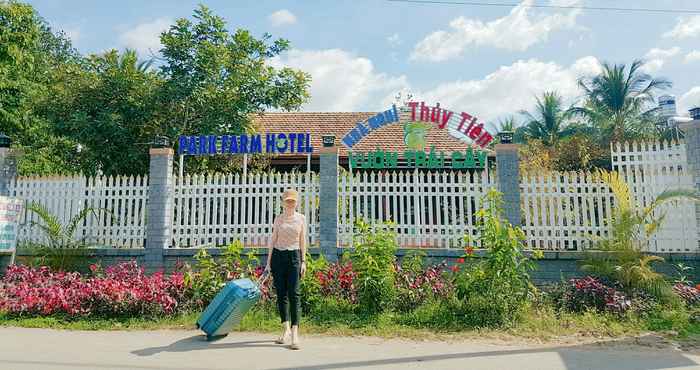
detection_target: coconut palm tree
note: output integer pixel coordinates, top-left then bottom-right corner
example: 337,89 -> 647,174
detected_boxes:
519,91 -> 577,146
574,60 -> 671,142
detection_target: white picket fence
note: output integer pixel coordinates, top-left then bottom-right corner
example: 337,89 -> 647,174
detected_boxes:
172,172 -> 319,248
338,170 -> 493,248
520,141 -> 698,252
9,175 -> 148,248
520,172 -> 613,250
7,141 -> 699,252
612,141 -> 698,252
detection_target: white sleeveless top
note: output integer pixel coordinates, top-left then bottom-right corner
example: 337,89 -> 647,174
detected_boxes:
273,212 -> 305,250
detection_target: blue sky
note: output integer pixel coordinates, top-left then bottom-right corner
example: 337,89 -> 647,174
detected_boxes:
27,0 -> 700,123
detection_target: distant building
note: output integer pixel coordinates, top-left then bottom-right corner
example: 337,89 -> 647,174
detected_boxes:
658,95 -> 677,124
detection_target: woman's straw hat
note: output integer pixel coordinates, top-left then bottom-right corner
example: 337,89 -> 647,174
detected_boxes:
282,189 -> 299,202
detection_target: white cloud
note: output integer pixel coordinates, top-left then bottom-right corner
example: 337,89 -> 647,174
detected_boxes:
118,18 -> 171,56
268,10 -> 297,27
411,0 -> 582,62
679,87 -> 700,114
394,56 -> 601,122
387,33 -> 401,47
641,47 -> 681,73
269,49 -> 409,111
685,51 -> 700,64
664,15 -> 700,39
271,47 -> 603,123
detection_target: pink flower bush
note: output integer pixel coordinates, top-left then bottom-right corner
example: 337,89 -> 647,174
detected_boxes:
673,283 -> 700,306
0,262 -> 190,317
315,261 -> 357,304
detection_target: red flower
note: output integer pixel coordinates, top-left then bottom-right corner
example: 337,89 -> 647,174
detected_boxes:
456,258 -> 465,264
465,246 -> 474,256
450,265 -> 459,273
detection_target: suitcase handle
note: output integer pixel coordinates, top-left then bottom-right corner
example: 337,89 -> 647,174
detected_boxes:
256,271 -> 270,286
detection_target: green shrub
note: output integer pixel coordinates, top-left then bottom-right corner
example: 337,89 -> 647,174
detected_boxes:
299,254 -> 327,314
351,219 -> 397,314
453,188 -> 535,327
182,240 -> 260,307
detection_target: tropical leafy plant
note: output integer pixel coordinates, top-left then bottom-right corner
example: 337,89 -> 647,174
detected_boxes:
583,170 -> 700,298
21,201 -> 113,271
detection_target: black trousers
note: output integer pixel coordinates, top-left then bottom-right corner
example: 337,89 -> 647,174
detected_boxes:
271,248 -> 301,326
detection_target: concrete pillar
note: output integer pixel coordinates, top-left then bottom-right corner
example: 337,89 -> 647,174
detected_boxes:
0,135 -> 17,274
495,143 -> 521,227
0,135 -> 18,197
319,145 -> 339,262
144,145 -> 174,272
680,119 -> 700,249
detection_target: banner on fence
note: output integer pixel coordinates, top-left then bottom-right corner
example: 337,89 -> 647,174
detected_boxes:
349,147 -> 488,169
0,196 -> 23,253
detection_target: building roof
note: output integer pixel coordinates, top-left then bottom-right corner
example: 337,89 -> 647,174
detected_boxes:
252,111 -> 488,157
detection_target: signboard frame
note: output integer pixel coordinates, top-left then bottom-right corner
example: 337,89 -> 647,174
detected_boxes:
0,196 -> 24,265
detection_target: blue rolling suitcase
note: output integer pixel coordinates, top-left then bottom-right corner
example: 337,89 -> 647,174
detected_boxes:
196,276 -> 266,340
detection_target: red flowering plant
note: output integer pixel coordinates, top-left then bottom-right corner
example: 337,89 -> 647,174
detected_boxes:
394,252 -> 453,312
0,262 -> 190,318
552,276 -> 632,315
300,254 -> 357,314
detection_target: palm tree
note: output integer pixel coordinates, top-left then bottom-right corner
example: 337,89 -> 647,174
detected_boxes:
574,60 -> 671,142
519,91 -> 576,146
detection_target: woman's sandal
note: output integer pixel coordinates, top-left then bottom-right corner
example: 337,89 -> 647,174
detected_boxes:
275,332 -> 291,344
290,334 -> 301,350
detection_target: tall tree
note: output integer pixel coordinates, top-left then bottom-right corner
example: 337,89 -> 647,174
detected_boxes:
154,5 -> 310,139
574,60 -> 671,142
44,50 -> 161,176
1,0 -> 82,175
519,91 -> 577,147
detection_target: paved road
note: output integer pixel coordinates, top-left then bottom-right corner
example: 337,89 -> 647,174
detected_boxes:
0,327 -> 699,370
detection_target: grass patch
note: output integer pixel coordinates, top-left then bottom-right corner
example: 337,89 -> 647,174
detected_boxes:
0,311 -> 200,331
1,302 -> 692,344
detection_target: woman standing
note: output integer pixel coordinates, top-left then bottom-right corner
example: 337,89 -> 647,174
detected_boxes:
264,188 -> 307,350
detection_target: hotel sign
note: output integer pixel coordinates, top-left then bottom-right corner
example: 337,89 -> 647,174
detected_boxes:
178,133 -> 313,156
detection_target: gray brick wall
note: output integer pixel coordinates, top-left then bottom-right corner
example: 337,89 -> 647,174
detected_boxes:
319,150 -> 338,262
0,148 -> 10,196
3,247 -> 698,286
495,144 -> 521,226
144,148 -> 175,273
682,121 -> 700,249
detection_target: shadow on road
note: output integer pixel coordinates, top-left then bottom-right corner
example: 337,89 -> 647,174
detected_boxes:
260,339 -> 699,370
128,334 -> 699,370
132,335 -> 280,357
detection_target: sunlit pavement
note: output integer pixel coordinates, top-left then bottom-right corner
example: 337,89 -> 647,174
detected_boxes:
0,327 -> 699,370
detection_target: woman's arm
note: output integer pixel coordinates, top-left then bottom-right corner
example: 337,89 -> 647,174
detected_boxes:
266,216 -> 278,270
299,216 -> 307,275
